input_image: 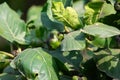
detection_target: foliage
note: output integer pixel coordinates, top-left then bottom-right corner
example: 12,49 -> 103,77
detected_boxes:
1,0 -> 120,80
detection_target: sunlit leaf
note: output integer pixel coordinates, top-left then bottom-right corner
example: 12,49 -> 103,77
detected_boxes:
52,1 -> 81,29
0,2 -> 27,44
61,31 -> 85,51
11,48 -> 59,80
83,23 -> 120,38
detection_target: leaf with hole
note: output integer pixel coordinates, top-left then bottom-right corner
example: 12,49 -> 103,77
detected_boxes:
10,48 -> 59,80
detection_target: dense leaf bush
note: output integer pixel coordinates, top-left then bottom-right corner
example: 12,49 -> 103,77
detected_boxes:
1,0 -> 120,80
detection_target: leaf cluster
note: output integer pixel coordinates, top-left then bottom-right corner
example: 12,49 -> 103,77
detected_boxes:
0,0 -> 120,80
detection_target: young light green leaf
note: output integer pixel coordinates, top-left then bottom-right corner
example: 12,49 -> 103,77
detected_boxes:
91,36 -> 106,48
0,2 -> 27,44
85,1 -> 104,24
52,1 -> 81,29
94,49 -> 120,79
41,0 -> 64,32
99,3 -> 116,18
11,48 -> 59,80
61,31 -> 85,51
83,23 -> 120,38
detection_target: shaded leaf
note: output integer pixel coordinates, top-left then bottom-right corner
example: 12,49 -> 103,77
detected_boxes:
60,75 -> 72,80
0,3 -> 27,44
63,0 -> 73,7
94,49 -> 120,79
82,58 -> 112,80
73,0 -> 85,16
83,23 -> 120,38
85,1 -> 104,24
61,31 -> 85,51
0,73 -> 25,80
106,0 -> 115,5
11,48 -> 58,80
41,0 -> 64,32
49,49 -> 83,71
0,51 -> 13,72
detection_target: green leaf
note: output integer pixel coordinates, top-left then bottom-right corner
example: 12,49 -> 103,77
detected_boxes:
52,1 -> 81,29
91,36 -> 106,48
99,3 -> 116,18
61,31 -> 85,51
85,1 -> 104,24
0,66 -> 26,80
60,75 -> 72,80
83,23 -> 120,38
94,49 -> 120,79
106,0 -> 115,5
0,73 -> 24,80
41,0 -> 64,32
27,5 -> 43,28
49,50 -> 83,71
11,48 -> 59,80
73,0 -> 85,16
63,0 -> 73,7
0,51 -> 13,72
0,3 -> 27,44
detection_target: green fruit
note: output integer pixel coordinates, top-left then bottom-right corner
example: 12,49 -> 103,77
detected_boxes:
58,34 -> 64,41
72,76 -> 79,80
92,36 -> 106,48
49,35 -> 61,49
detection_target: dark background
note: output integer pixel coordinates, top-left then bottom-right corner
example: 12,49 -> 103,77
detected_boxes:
0,0 -> 47,20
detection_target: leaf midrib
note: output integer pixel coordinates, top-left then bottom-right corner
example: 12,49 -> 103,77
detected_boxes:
1,15 -> 15,39
36,49 -> 52,80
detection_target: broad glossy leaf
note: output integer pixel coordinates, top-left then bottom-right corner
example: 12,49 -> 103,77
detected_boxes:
83,23 -> 120,38
85,1 -> 104,24
0,3 -> 27,44
61,31 -> 85,51
94,49 -> 120,79
11,48 -> 58,80
49,49 -> 83,71
41,0 -> 64,31
52,2 -> 81,29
